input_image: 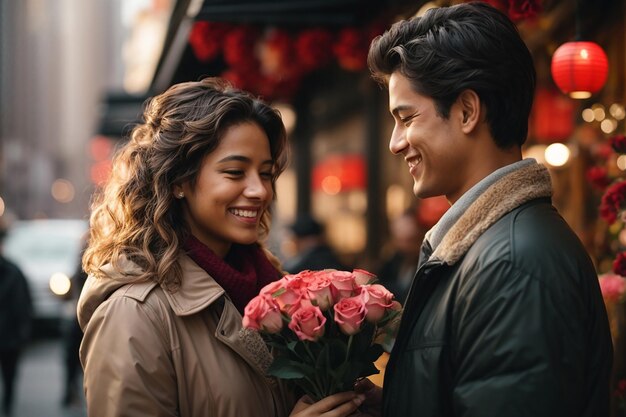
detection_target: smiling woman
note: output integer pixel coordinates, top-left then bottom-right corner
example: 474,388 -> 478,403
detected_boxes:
174,122 -> 275,258
77,78 -> 366,417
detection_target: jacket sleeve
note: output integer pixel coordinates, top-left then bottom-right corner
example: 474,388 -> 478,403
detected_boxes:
451,259 -> 587,416
80,295 -> 178,417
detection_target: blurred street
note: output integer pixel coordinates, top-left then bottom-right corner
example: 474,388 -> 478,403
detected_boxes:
8,338 -> 86,417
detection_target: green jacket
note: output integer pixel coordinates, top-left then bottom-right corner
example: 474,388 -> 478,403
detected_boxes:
383,163 -> 612,416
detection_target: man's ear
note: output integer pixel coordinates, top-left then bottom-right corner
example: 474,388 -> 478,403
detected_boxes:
457,89 -> 481,134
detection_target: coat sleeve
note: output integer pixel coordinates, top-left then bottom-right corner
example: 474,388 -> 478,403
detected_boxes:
450,260 -> 587,416
80,295 -> 178,417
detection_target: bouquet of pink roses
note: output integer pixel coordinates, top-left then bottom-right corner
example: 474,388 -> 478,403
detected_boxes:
243,268 -> 400,401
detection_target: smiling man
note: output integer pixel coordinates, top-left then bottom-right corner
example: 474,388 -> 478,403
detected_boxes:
364,2 -> 612,416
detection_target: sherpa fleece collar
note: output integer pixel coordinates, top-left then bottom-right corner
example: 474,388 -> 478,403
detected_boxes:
430,163 -> 552,265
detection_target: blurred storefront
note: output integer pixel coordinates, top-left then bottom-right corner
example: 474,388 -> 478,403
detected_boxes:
142,3 -> 626,409
141,0 -> 625,266
144,0 -> 428,268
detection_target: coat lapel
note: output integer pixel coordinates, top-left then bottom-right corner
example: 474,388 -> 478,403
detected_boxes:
432,163 -> 552,265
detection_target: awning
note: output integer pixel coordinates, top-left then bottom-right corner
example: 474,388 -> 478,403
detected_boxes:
150,0 -> 420,91
97,93 -> 148,138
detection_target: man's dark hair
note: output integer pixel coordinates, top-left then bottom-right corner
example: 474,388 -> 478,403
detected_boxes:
368,1 -> 536,148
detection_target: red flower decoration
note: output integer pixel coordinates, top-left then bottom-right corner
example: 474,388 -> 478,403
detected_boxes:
611,134 -> 626,154
333,28 -> 369,72
250,73 -> 299,101
189,22 -> 231,62
613,252 -> 626,277
593,143 -> 614,161
600,180 -> 626,224
260,29 -> 294,78
296,29 -> 334,73
586,166 -> 611,190
508,0 -> 542,21
221,68 -> 262,93
474,0 -> 541,22
223,25 -> 260,71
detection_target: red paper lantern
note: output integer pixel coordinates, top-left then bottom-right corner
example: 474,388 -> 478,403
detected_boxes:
530,88 -> 575,143
312,155 -> 366,194
551,41 -> 609,99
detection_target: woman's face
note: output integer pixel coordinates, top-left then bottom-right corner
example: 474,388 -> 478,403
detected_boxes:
178,122 -> 274,257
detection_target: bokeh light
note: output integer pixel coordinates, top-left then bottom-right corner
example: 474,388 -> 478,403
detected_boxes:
544,143 -> 570,167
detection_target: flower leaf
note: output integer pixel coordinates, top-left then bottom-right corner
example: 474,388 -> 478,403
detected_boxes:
267,356 -> 315,379
272,287 -> 286,297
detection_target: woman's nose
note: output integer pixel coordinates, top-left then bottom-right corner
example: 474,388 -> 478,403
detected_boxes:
244,174 -> 271,200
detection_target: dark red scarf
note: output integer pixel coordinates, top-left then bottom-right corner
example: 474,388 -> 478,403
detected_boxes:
184,235 -> 281,313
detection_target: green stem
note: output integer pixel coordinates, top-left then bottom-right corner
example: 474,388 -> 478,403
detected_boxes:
302,375 -> 323,402
302,342 -> 326,399
303,341 -> 316,363
345,334 -> 354,362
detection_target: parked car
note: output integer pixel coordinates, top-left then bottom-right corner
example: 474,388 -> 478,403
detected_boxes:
3,219 -> 88,334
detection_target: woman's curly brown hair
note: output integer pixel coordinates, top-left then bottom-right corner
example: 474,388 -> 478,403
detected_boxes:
83,78 -> 288,290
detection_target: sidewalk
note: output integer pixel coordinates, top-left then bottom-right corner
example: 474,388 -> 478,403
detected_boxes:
8,339 -> 86,417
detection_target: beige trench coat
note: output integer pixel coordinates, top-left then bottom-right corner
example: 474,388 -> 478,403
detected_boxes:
77,255 -> 293,417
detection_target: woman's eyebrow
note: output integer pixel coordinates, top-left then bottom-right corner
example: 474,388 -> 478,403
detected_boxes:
217,155 -> 273,165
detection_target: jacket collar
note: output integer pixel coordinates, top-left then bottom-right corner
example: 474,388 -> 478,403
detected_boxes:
78,254 -> 226,329
430,163 -> 552,265
163,255 -> 225,316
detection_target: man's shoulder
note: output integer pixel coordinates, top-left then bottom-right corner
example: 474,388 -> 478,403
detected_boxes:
474,199 -> 579,252
467,199 -> 595,284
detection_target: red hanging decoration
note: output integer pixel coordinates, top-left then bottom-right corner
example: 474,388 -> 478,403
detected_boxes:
312,155 -> 366,194
551,41 -> 609,99
530,88 -> 575,143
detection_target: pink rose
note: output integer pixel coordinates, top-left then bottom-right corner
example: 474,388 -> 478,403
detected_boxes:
260,277 -> 302,313
330,271 -> 357,300
353,269 -> 377,286
361,284 -> 394,323
305,273 -> 334,311
288,305 -> 326,341
295,270 -> 319,286
242,294 -> 283,334
334,295 -> 367,335
599,273 -> 626,302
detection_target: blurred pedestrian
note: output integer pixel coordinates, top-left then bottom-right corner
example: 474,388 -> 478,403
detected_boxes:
78,78 -> 364,417
376,209 -> 425,304
0,222 -> 33,416
358,2 -> 613,416
282,214 -> 348,274
61,247 -> 87,407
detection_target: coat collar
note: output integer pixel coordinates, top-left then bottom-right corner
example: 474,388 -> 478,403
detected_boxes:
430,163 -> 552,265
163,255 -> 225,316
78,254 -> 226,329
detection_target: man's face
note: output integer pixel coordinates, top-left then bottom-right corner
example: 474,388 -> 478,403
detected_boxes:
388,72 -> 475,203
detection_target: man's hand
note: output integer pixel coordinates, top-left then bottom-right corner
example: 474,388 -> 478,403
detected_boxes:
354,379 -> 382,417
290,392 -> 366,417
